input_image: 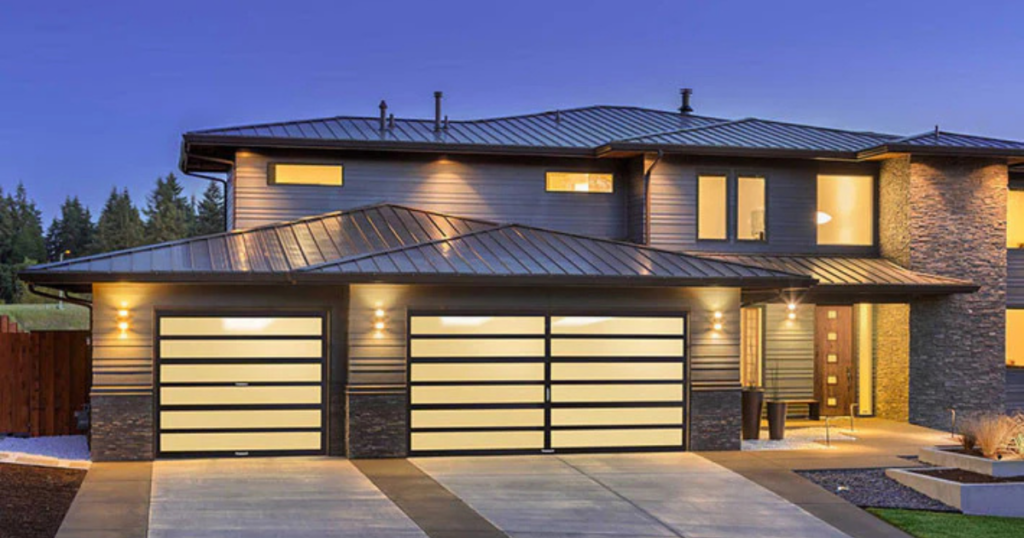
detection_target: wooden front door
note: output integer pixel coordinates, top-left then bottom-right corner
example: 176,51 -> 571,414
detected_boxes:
815,306 -> 854,417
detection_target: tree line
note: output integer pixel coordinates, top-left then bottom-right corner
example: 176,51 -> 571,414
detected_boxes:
0,174 -> 224,303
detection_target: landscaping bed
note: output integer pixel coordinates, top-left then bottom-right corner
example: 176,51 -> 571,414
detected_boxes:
915,468 -> 1024,484
0,463 -> 85,538
797,468 -> 956,512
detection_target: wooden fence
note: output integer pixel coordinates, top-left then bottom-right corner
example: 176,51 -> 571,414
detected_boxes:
0,315 -> 22,334
0,331 -> 91,436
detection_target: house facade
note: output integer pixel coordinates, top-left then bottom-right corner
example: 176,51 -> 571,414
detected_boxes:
22,93 -> 1024,461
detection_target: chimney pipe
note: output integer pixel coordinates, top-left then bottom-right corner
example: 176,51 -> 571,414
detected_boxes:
680,88 -> 694,114
434,91 -> 444,132
378,100 -> 388,132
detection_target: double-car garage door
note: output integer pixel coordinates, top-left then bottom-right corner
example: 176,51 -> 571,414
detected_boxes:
156,313 -> 326,458
409,313 -> 687,455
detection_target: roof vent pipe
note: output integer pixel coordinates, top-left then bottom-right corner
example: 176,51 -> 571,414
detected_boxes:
379,100 -> 388,132
680,88 -> 694,114
388,113 -> 395,130
443,115 -> 449,130
434,91 -> 444,132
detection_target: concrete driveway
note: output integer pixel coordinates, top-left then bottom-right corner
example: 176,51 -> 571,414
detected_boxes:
411,453 -> 850,538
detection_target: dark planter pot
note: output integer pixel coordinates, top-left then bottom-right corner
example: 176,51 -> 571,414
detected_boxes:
741,389 -> 764,440
766,401 -> 788,440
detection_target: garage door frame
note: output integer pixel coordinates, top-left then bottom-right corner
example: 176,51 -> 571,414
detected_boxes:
407,309 -> 690,456
154,309 -> 330,459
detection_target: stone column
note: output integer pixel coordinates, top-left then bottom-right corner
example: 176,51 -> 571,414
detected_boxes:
880,156 -> 1007,429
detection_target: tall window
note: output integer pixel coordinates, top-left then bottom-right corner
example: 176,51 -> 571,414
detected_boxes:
1009,309 -> 1024,367
1009,189 -> 1024,249
740,307 -> 763,387
698,175 -> 728,240
545,172 -> 613,193
270,164 -> 343,186
737,176 -> 766,241
817,175 -> 874,246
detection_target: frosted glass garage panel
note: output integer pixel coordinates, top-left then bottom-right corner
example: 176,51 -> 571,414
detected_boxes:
410,316 -> 545,335
551,407 -> 683,426
411,431 -> 544,451
160,364 -> 321,383
410,338 -> 545,358
551,317 -> 684,336
411,385 -> 545,405
160,409 -> 321,430
161,432 -> 321,452
551,338 -> 684,357
411,409 -> 544,429
160,386 -> 322,406
160,317 -> 322,337
551,384 -> 684,402
411,362 -> 545,382
552,428 -> 683,448
552,362 -> 684,381
160,339 -> 322,359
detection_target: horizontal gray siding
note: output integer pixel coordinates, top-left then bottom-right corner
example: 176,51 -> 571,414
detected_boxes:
234,151 -> 626,239
649,156 -> 878,255
347,284 -> 741,391
1009,250 -> 1024,307
1009,368 -> 1024,413
763,303 -> 815,403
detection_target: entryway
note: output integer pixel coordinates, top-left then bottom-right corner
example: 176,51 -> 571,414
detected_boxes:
407,313 -> 687,455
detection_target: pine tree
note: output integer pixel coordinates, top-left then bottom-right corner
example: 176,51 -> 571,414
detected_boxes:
45,196 -> 96,261
94,188 -> 145,252
144,173 -> 194,243
7,183 -> 46,264
194,182 -> 226,236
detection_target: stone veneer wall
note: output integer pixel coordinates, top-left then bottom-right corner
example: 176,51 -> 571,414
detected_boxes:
879,156 -> 1007,429
689,390 -> 741,451
874,304 -> 909,421
90,395 -> 154,461
346,392 -> 407,458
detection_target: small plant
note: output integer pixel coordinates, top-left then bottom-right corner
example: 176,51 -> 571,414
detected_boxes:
968,414 -> 1018,459
957,428 -> 977,453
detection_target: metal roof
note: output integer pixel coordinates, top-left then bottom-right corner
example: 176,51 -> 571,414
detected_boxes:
701,254 -> 977,294
895,130 -> 1024,150
22,204 -> 494,277
300,224 -> 810,287
606,118 -> 898,153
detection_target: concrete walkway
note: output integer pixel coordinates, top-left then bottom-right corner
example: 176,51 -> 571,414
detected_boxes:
56,462 -> 152,538
147,458 -> 426,538
412,453 -> 850,538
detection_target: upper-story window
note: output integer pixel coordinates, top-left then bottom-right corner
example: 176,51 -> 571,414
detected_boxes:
269,163 -> 343,186
546,172 -> 613,193
737,176 -> 766,241
1008,189 -> 1024,249
698,175 -> 728,240
816,175 -> 873,246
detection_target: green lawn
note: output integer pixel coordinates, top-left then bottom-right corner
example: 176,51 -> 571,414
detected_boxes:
0,304 -> 89,331
869,508 -> 1024,538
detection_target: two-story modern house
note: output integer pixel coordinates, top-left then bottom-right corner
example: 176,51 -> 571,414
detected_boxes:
21,91 -> 1024,461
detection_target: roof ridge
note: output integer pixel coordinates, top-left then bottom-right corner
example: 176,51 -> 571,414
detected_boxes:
895,129 -> 1024,145
24,202 -> 501,272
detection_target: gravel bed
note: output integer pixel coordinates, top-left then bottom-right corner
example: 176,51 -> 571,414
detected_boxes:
0,436 -> 89,461
797,467 -> 958,512
0,463 -> 85,538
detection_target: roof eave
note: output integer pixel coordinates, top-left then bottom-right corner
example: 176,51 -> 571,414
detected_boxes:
858,144 -> 1024,162
599,143 -> 860,161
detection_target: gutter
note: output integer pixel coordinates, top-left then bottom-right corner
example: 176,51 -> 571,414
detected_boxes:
181,153 -> 233,232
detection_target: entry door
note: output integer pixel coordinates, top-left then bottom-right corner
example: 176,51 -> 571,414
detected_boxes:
408,313 -> 686,455
156,313 -> 327,457
815,306 -> 854,417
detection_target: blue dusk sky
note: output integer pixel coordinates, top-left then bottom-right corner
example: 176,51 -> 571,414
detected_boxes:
1,0 -> 1022,220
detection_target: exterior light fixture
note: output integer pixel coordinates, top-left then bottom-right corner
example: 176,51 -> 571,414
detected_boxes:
116,303 -> 130,338
712,311 -> 723,331
373,305 -> 386,338
816,211 -> 833,225
787,303 -> 797,321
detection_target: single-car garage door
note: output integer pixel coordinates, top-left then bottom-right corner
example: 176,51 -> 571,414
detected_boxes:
156,313 -> 327,458
408,313 -> 686,455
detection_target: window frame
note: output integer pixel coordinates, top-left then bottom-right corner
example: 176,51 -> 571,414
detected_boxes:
696,173 -> 730,242
267,162 -> 344,187
544,171 -> 615,194
1008,185 -> 1024,250
1009,308 -> 1024,368
736,175 -> 768,243
815,174 -> 876,248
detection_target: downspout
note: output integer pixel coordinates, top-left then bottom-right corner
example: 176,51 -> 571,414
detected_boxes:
182,153 -> 233,233
643,150 -> 664,245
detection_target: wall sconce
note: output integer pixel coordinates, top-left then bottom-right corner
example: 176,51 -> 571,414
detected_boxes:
787,303 -> 797,321
373,304 -> 386,338
116,302 -> 130,338
712,311 -> 723,332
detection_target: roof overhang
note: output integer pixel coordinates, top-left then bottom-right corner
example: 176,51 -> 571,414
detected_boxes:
857,145 -> 1024,164
597,142 -> 859,161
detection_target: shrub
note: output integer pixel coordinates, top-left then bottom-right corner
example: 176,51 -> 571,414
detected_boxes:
966,414 -> 1019,459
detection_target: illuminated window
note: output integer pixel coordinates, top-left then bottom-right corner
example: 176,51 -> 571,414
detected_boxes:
817,175 -> 874,246
1009,189 -> 1024,249
698,175 -> 728,240
737,176 -> 766,241
270,164 -> 343,186
545,172 -> 613,193
1009,309 -> 1024,367
740,307 -> 763,387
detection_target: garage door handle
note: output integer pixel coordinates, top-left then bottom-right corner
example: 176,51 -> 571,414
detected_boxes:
546,387 -> 550,402
235,382 -> 249,387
